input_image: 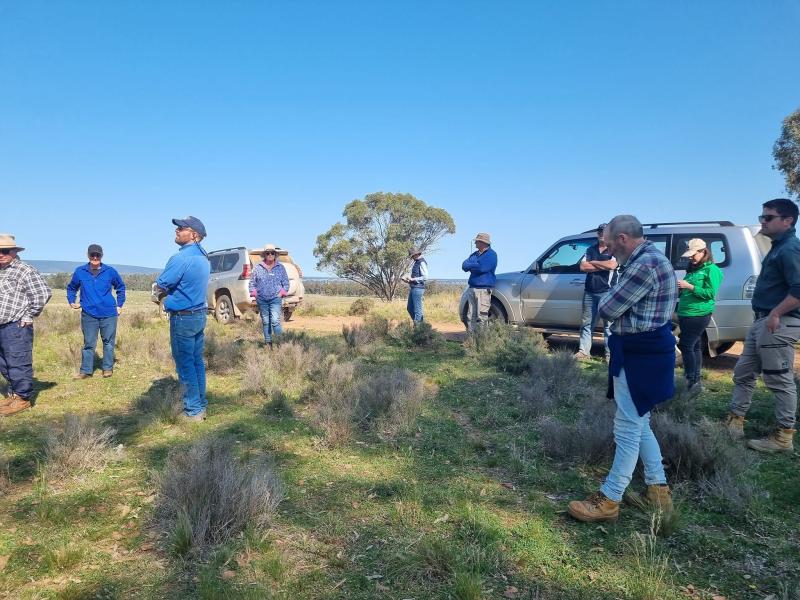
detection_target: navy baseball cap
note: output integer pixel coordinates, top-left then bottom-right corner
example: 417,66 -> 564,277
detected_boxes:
172,216 -> 207,238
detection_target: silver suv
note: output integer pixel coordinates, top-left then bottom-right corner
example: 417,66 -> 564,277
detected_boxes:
460,221 -> 770,356
207,247 -> 304,324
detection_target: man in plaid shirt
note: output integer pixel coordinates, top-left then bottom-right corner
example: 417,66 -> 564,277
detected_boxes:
568,215 -> 677,522
0,234 -> 52,416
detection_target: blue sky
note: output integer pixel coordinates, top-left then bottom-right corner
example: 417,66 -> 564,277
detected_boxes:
2,1 -> 799,278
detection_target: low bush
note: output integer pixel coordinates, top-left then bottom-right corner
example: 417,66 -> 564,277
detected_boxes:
310,361 -> 358,446
521,350 -> 595,417
342,314 -> 390,351
133,377 -> 184,424
464,322 -> 547,374
205,330 -> 245,374
355,367 -> 425,435
348,297 -> 375,316
156,437 -> 282,555
43,414 -> 117,477
390,321 -> 443,349
537,400 -> 616,465
242,342 -> 323,397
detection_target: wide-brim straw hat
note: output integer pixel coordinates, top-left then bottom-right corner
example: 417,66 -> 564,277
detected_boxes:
408,248 -> 422,258
249,243 -> 286,257
0,234 -> 24,251
474,232 -> 491,245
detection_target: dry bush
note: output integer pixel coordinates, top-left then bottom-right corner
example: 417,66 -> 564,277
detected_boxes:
342,314 -> 391,352
464,322 -> 547,375
521,350 -> 595,417
311,361 -> 358,446
133,377 -> 184,424
355,367 -> 425,435
242,342 -> 324,397
156,437 -> 282,555
43,414 -> 117,477
696,468 -> 760,514
123,311 -> 151,330
537,400 -> 616,465
37,308 -> 78,336
348,297 -> 375,316
204,330 -> 245,374
390,321 -> 443,349
655,379 -> 698,422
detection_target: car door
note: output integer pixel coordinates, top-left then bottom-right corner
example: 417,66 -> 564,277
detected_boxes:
520,238 -> 595,327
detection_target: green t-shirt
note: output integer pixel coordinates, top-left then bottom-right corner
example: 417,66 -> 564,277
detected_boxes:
677,261 -> 723,317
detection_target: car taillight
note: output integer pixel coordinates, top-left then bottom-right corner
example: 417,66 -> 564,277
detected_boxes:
240,263 -> 251,280
742,275 -> 757,299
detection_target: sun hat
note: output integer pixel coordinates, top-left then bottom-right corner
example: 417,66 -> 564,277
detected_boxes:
408,248 -> 422,258
681,238 -> 707,258
172,216 -> 207,238
0,234 -> 24,251
474,232 -> 491,245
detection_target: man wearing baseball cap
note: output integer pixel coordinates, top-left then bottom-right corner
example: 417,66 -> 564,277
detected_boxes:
154,217 -> 211,421
461,233 -> 497,330
0,234 -> 52,416
67,244 -> 126,379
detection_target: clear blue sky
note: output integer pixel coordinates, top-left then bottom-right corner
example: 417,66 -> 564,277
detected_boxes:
2,1 -> 799,278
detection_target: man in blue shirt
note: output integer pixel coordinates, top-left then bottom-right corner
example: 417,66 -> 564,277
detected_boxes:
67,244 -> 126,378
462,233 -> 498,330
576,224 -> 617,361
155,216 -> 211,421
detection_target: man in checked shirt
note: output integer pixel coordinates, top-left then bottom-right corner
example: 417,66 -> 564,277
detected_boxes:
568,215 -> 677,522
0,234 -> 52,416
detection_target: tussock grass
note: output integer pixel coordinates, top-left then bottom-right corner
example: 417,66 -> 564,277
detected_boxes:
156,437 -> 282,555
242,341 -> 323,397
205,329 -> 246,374
628,522 -> 673,600
355,367 -> 425,435
521,350 -> 595,417
43,414 -> 117,477
342,314 -> 391,352
464,322 -> 547,374
311,361 -> 358,446
537,400 -> 616,465
390,320 -> 444,349
133,377 -> 184,424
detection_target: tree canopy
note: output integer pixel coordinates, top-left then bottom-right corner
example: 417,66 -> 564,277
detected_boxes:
313,192 -> 456,301
773,107 -> 800,198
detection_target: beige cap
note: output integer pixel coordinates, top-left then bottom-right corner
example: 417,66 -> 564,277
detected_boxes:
681,238 -> 707,258
474,232 -> 491,245
0,234 -> 24,251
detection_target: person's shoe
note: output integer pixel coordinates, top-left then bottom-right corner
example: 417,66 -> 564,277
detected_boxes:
102,370 -> 113,378
574,351 -> 591,361
567,491 -> 620,522
724,413 -> 745,440
0,396 -> 32,417
73,373 -> 92,380
645,484 -> 674,512
747,428 -> 795,453
0,393 -> 16,408
181,410 -> 207,422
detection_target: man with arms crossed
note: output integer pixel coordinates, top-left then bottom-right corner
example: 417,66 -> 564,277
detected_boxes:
575,223 -> 616,361
462,233 -> 497,330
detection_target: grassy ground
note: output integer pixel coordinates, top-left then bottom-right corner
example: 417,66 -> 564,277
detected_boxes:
0,292 -> 798,599
298,291 -> 463,323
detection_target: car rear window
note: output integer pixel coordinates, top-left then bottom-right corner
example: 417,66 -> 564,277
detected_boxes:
672,234 -> 730,270
209,253 -> 240,273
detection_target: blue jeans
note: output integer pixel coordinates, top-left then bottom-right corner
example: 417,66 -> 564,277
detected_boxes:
677,314 -> 711,386
578,291 -> 611,356
257,297 -> 283,343
407,286 -> 425,322
169,312 -> 207,416
600,368 -> 667,502
0,321 -> 34,399
80,313 -> 117,374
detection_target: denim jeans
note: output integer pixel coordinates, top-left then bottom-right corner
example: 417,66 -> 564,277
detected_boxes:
578,291 -> 611,357
169,312 -> 207,416
600,368 -> 667,502
677,314 -> 711,386
0,321 -> 34,399
257,297 -> 283,343
407,286 -> 425,322
80,313 -> 117,374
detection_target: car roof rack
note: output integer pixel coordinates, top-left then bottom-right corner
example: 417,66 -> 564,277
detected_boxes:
581,220 -> 734,233
207,247 -> 246,253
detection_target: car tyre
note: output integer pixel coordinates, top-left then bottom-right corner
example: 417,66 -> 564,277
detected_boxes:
214,294 -> 235,325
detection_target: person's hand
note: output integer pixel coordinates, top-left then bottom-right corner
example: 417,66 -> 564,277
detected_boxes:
766,312 -> 782,333
116,306 -> 122,315
278,289 -> 288,298
677,280 -> 693,291
70,303 -> 81,309
19,320 -> 32,328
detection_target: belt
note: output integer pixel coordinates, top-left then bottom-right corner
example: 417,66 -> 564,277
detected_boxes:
169,309 -> 206,316
754,310 -> 771,320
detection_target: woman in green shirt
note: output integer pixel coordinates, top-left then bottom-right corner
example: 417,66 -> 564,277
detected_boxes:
677,238 -> 724,394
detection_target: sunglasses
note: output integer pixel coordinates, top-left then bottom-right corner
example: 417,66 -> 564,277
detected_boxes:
263,251 -> 276,256
0,249 -> 14,255
758,214 -> 786,223
89,253 -> 102,258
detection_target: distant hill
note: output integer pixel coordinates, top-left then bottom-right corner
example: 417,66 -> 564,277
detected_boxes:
28,260 -> 160,275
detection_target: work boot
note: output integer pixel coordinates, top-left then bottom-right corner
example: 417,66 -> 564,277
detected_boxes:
645,484 -> 673,512
73,373 -> 92,380
747,428 -> 795,453
0,393 -> 15,408
574,351 -> 591,362
0,396 -> 32,417
102,370 -> 113,378
567,491 -> 620,522
724,413 -> 745,440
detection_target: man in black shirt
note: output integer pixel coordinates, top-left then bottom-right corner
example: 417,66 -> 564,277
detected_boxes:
576,224 -> 617,360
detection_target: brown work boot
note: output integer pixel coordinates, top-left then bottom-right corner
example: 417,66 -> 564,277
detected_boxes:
0,393 -> 15,408
567,491 -> 620,522
645,484 -> 673,512
747,428 -> 795,453
73,372 -> 92,380
102,370 -> 113,378
0,396 -> 32,417
724,413 -> 745,440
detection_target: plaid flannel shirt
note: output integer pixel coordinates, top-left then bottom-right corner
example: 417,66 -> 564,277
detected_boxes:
599,241 -> 677,335
0,258 -> 52,325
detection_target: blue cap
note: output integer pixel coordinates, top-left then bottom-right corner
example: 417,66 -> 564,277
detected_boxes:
172,216 -> 207,238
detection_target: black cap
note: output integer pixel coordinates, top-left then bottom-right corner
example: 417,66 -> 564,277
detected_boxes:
88,244 -> 103,256
597,223 -> 607,233
172,216 -> 207,238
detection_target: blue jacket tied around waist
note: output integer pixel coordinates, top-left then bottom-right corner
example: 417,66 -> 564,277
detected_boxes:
607,322 -> 676,416
462,248 -> 497,288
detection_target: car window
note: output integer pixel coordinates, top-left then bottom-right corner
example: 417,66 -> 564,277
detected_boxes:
644,234 -> 669,257
209,254 -> 225,273
221,253 -> 240,272
539,239 -> 594,274
672,234 -> 730,270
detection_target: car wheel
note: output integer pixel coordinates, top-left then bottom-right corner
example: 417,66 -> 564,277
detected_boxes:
488,300 -> 508,323
283,306 -> 294,322
712,341 -> 735,356
214,294 -> 234,324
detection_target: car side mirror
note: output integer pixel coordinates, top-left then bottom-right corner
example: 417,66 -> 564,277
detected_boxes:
528,263 -> 539,274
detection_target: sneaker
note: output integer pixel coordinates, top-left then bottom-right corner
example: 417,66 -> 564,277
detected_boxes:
567,491 -> 620,522
0,396 -> 32,417
102,370 -> 113,378
181,410 -> 207,422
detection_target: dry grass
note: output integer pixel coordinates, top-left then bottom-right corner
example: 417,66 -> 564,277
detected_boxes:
310,361 -> 359,446
464,322 -> 547,375
204,329 -> 246,374
521,350 -> 595,417
133,377 -> 184,424
355,367 -> 425,435
537,400 -> 616,465
43,414 -> 117,478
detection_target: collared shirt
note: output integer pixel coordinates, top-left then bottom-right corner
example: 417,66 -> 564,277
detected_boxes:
66,263 -> 126,318
582,243 -> 617,293
0,258 -> 52,325
462,247 -> 498,288
249,261 -> 289,301
752,227 -> 800,316
599,241 -> 677,335
156,243 -> 210,312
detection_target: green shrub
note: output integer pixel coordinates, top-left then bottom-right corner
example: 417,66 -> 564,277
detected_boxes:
391,321 -> 443,349
464,322 -> 547,374
348,297 -> 375,316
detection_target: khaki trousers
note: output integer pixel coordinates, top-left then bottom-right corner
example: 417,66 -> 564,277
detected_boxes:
467,288 -> 492,331
730,315 -> 800,429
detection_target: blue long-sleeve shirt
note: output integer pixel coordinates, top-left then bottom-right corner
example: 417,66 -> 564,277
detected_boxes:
249,262 -> 289,300
156,243 -> 210,312
462,248 -> 498,288
66,264 -> 126,318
